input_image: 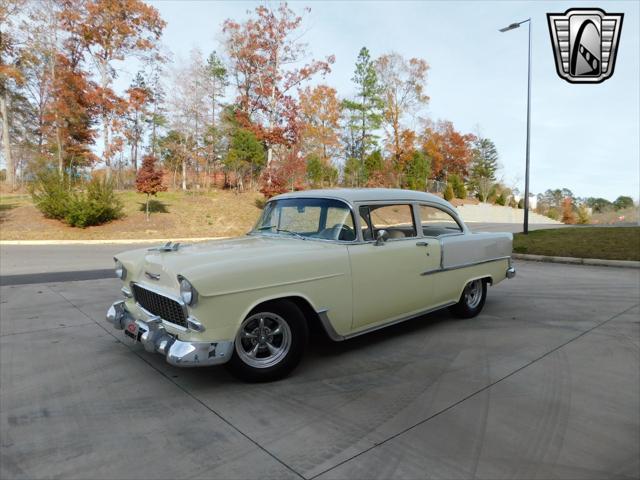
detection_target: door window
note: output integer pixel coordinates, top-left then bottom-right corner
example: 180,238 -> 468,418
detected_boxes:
361,204 -> 417,240
419,205 -> 462,236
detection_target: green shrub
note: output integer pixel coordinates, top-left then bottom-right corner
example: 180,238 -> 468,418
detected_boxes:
448,174 -> 467,199
64,178 -> 123,228
577,204 -> 591,224
30,170 -> 72,220
495,192 -> 507,206
31,171 -> 123,228
254,197 -> 267,209
443,183 -> 454,201
517,198 -> 524,209
546,208 -> 560,220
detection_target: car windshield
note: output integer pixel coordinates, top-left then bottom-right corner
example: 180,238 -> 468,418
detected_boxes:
251,198 -> 356,241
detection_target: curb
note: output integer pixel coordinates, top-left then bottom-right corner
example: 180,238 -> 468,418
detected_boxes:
0,237 -> 227,246
513,253 -> 640,269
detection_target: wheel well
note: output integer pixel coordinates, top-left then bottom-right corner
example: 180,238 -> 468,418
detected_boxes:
249,296 -> 328,340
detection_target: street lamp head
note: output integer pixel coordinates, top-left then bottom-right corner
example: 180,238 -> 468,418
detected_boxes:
499,22 -> 521,32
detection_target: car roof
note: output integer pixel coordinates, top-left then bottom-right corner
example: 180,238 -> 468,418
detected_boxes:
272,188 -> 452,208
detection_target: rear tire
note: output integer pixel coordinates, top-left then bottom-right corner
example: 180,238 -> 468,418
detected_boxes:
226,300 -> 308,382
449,279 -> 487,318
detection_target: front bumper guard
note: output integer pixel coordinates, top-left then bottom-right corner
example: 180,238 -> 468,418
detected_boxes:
106,301 -> 233,367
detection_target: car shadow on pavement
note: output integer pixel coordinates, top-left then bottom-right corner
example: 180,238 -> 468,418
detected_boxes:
154,307 -> 458,388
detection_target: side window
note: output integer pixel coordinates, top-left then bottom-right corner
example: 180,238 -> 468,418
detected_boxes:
325,206 -> 356,241
367,204 -> 417,239
419,205 -> 462,237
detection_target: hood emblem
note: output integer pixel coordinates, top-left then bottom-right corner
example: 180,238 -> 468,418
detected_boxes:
145,271 -> 161,281
148,241 -> 182,252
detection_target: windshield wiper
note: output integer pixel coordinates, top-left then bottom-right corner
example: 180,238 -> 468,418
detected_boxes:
255,225 -> 306,240
276,228 -> 306,240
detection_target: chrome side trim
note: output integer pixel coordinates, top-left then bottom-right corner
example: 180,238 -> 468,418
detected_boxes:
121,287 -> 132,298
317,302 -> 457,342
420,256 -> 511,276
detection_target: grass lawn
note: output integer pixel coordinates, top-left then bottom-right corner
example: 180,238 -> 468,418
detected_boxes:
0,189 -> 263,241
514,227 -> 640,261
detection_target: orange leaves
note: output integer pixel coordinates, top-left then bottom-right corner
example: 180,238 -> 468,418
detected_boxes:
223,3 -> 333,148
376,52 -> 430,167
136,154 -> 166,196
299,85 -> 341,161
71,0 -> 165,60
422,120 -> 476,180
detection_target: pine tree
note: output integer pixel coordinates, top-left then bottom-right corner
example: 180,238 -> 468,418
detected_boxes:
469,137 -> 499,202
342,47 -> 383,185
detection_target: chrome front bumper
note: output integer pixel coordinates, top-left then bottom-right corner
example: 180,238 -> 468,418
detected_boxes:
106,301 -> 233,367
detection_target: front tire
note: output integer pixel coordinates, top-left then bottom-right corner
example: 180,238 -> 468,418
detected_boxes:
449,279 -> 487,318
226,300 -> 308,382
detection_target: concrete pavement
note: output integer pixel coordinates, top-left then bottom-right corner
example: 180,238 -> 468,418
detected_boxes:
1,261 -> 638,479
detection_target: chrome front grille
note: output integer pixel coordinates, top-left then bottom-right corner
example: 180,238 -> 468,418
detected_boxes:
131,284 -> 188,328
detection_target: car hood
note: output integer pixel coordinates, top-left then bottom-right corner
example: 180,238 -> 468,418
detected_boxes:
116,235 -> 347,296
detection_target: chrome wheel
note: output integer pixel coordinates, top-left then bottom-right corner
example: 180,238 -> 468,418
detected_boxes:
235,312 -> 292,369
464,280 -> 483,309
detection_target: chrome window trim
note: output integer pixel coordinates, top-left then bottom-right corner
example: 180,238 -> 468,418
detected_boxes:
416,202 -> 466,235
354,201 -> 421,244
249,197 -> 359,244
420,255 -> 511,276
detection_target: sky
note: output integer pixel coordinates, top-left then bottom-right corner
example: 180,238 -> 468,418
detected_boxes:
125,1 -> 639,201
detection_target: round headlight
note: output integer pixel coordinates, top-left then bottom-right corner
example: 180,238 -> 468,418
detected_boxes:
114,259 -> 127,280
179,277 -> 198,306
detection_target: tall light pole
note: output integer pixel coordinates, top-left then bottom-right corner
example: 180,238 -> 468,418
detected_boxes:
500,18 -> 532,234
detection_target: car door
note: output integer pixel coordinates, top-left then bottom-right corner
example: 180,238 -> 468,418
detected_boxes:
347,203 -> 441,330
417,203 -> 466,305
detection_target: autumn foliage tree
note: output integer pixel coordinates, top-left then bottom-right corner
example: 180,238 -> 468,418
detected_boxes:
136,154 -> 166,220
376,53 -> 429,173
44,54 -> 99,172
299,85 -> 341,162
223,3 -> 334,186
422,120 -> 475,180
61,0 -> 165,177
562,197 -> 576,224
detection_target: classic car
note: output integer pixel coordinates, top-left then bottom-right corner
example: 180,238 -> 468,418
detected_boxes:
107,188 -> 515,381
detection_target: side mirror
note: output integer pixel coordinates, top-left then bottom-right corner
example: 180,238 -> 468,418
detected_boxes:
375,229 -> 389,246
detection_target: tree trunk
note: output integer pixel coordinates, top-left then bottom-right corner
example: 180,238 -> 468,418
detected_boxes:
146,193 -> 150,221
182,158 -> 187,191
99,59 -> 111,180
1,91 -> 14,189
51,50 -> 63,174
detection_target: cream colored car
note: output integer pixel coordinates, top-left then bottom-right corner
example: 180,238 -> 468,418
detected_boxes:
107,188 -> 515,381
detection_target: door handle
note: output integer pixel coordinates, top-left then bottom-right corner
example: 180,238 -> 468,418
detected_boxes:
416,241 -> 429,247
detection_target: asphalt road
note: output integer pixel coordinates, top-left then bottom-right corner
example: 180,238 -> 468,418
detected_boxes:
0,223 -> 567,281
1,260 -> 639,479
